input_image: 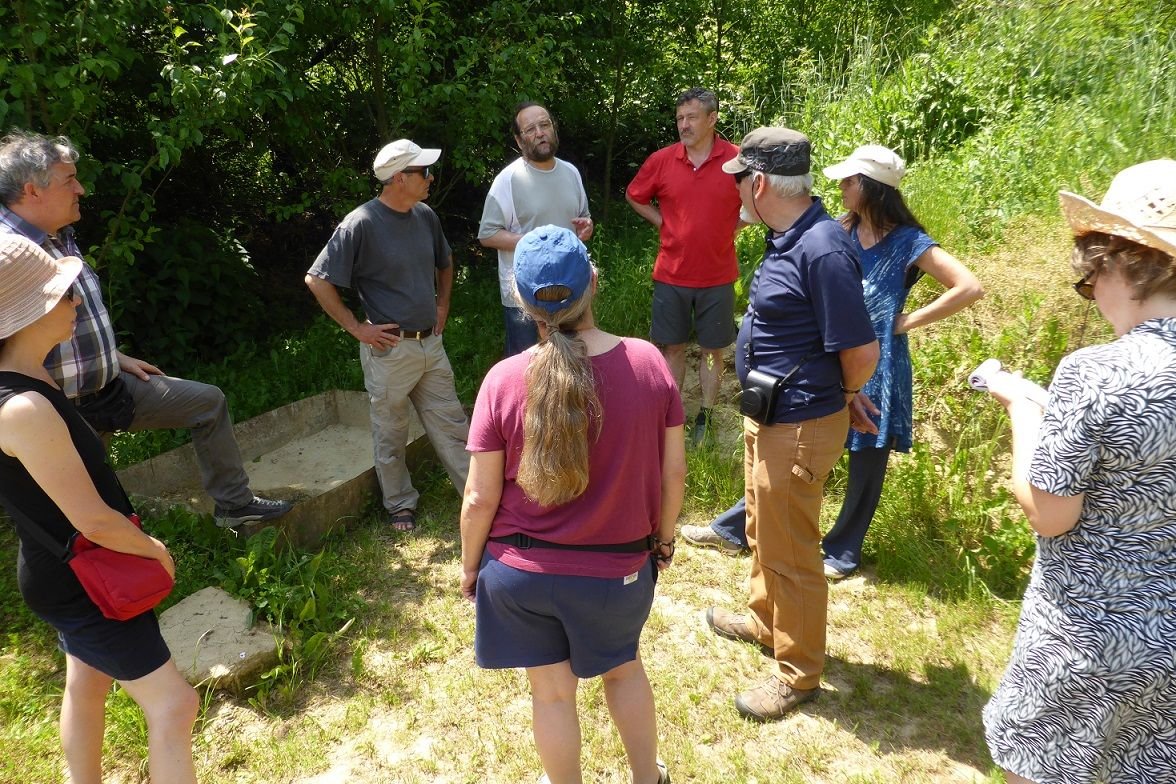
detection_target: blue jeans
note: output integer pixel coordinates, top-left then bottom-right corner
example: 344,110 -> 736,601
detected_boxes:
503,306 -> 539,357
708,446 -> 891,573
710,497 -> 749,548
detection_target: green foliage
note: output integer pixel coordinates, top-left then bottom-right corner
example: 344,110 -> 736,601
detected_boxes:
218,526 -> 360,708
869,295 -> 1075,599
106,218 -> 263,368
145,505 -> 363,707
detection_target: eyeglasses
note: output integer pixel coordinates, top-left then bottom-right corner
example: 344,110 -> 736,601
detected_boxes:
402,166 -> 432,179
1072,271 -> 1096,301
64,283 -> 78,301
520,119 -> 555,138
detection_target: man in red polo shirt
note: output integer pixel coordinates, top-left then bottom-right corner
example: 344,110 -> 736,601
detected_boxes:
627,87 -> 743,444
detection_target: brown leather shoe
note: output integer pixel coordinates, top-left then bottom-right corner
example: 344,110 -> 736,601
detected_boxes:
735,675 -> 819,721
705,607 -> 773,657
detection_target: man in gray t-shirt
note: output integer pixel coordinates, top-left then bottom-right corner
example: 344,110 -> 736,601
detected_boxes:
478,102 -> 592,356
305,139 -> 470,530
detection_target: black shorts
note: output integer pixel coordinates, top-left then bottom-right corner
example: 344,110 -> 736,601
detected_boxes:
36,602 -> 172,681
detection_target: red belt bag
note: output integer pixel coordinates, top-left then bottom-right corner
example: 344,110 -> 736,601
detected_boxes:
66,513 -> 174,620
12,501 -> 174,622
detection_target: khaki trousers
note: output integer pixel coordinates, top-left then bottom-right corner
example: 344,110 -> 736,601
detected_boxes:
360,334 -> 470,513
743,407 -> 848,690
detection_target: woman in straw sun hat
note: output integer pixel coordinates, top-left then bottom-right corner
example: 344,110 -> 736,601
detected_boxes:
0,235 -> 198,782
981,159 -> 1176,783
460,225 -> 684,784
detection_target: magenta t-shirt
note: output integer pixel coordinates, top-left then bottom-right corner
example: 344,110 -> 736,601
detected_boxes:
468,338 -> 685,578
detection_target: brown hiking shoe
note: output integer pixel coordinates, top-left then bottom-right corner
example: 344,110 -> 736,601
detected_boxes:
705,607 -> 773,657
735,675 -> 819,721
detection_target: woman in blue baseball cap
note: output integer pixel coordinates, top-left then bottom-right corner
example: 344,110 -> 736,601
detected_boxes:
460,225 -> 685,784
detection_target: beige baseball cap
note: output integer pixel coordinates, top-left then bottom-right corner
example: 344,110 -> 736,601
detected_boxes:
372,139 -> 441,182
822,145 -> 906,188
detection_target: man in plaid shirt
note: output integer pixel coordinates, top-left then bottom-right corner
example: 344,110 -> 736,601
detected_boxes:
0,129 -> 291,528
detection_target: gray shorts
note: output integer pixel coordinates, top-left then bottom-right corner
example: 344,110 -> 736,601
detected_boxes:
650,281 -> 737,349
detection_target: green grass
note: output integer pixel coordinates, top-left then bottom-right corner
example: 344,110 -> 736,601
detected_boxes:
5,0 -> 1171,777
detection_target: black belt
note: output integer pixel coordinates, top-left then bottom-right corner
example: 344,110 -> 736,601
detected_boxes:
489,533 -> 654,553
393,327 -> 433,340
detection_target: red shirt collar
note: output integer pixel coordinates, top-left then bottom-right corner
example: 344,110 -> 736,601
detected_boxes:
673,134 -> 730,166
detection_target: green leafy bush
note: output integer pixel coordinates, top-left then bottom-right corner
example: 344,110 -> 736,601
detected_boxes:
104,218 -> 262,368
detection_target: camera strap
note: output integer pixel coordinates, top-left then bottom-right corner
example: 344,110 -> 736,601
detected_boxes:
745,308 -> 824,385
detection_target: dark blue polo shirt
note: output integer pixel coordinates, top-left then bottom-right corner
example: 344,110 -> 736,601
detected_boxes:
735,197 -> 875,424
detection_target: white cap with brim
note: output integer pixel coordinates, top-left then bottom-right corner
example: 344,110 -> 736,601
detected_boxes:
373,139 -> 441,182
0,235 -> 84,339
822,144 -> 906,188
1059,158 -> 1176,258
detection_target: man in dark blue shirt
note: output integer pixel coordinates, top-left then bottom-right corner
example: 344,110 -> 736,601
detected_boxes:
704,127 -> 879,720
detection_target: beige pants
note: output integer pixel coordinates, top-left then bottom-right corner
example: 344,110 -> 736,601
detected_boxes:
743,407 -> 848,690
360,335 -> 470,513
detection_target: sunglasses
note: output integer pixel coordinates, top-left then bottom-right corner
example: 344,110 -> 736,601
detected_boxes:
1072,271 -> 1096,301
733,169 -> 754,183
402,166 -> 432,179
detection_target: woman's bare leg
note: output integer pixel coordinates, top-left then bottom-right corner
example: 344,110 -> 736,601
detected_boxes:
601,655 -> 660,784
526,661 -> 582,784
117,659 -> 199,784
61,654 -> 113,784
1004,771 -> 1037,784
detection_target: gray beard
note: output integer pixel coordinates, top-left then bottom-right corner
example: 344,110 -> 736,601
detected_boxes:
740,206 -> 759,224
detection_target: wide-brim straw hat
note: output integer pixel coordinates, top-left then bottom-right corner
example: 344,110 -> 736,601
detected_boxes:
1059,159 -> 1176,258
0,234 -> 84,339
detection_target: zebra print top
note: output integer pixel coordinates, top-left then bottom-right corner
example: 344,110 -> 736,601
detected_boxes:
983,317 -> 1176,782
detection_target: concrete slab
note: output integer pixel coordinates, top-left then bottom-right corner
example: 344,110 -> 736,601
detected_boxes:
117,389 -> 434,548
159,586 -> 279,692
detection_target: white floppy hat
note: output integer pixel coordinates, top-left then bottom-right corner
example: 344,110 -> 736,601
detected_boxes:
0,235 -> 84,339
1059,159 -> 1176,258
822,144 -> 906,188
372,139 -> 441,182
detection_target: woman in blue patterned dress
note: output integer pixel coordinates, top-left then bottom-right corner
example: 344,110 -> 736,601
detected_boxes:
982,160 -> 1176,783
681,146 -> 983,569
819,145 -> 984,578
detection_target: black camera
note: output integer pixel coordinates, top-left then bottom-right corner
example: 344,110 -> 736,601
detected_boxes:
740,368 -> 784,424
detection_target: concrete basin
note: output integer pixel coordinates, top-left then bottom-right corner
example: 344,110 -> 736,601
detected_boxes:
117,389 -> 430,548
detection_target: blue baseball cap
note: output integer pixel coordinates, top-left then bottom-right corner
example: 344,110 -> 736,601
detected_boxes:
513,225 -> 591,313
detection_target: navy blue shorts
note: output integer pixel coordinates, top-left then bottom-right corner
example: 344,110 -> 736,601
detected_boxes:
46,606 -> 171,681
474,555 -> 657,678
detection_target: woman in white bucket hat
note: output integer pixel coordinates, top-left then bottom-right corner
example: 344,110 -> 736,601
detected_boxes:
0,235 -> 198,783
982,160 -> 1176,783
